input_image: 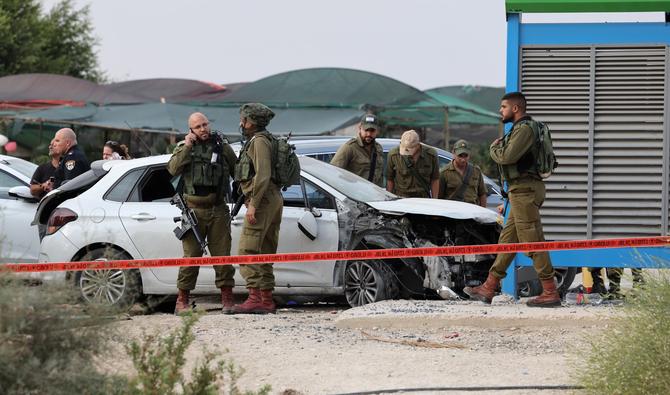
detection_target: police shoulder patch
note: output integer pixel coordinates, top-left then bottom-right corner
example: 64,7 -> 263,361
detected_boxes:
65,160 -> 76,171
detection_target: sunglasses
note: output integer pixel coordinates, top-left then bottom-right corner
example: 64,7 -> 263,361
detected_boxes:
458,153 -> 469,158
106,140 -> 119,146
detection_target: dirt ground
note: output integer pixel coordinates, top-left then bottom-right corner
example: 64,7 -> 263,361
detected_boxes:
103,296 -> 623,395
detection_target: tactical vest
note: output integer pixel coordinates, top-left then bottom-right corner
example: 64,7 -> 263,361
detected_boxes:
500,123 -> 539,182
235,131 -> 271,183
182,135 -> 229,197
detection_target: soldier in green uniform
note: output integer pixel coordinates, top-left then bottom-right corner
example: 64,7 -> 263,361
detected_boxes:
233,103 -> 283,314
438,139 -> 487,207
331,114 -> 384,187
464,92 -> 560,308
167,112 -> 237,314
386,130 -> 439,198
590,267 -> 644,298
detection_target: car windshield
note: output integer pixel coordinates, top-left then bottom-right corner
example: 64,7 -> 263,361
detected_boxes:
1,157 -> 37,179
299,157 -> 397,202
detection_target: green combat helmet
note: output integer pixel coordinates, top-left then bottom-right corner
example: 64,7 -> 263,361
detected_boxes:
240,103 -> 275,127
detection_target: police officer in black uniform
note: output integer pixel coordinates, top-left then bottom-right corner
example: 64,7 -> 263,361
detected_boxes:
52,128 -> 90,188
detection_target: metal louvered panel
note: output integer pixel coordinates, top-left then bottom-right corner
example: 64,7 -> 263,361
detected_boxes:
521,48 -> 591,240
593,47 -> 666,238
520,45 -> 668,240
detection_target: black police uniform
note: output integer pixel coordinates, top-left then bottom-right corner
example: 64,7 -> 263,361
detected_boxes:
54,145 -> 90,188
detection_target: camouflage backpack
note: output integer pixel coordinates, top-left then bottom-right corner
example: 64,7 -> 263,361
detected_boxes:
264,133 -> 300,190
521,120 -> 558,179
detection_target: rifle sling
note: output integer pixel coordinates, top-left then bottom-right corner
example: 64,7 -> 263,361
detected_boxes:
402,155 -> 432,198
450,163 -> 473,202
368,148 -> 377,182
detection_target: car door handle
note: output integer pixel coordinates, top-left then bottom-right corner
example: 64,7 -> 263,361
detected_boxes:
131,213 -> 156,221
231,218 -> 244,226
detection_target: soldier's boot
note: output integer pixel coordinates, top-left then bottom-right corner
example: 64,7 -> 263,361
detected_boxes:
232,288 -> 264,314
607,282 -> 624,300
174,289 -> 192,315
590,270 -> 607,295
221,287 -> 234,315
632,269 -> 645,287
260,289 -> 277,314
463,274 -> 500,304
527,278 -> 561,308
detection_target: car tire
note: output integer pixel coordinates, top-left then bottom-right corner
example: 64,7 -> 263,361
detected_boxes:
518,267 -> 578,298
74,247 -> 142,309
344,260 -> 399,307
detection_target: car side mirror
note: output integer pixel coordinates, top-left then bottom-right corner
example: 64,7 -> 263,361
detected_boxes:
310,207 -> 322,218
8,186 -> 38,203
297,211 -> 318,240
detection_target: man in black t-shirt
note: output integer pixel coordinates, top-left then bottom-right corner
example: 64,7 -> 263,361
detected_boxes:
30,139 -> 61,199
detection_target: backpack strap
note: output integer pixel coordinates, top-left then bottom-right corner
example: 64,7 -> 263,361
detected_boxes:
402,155 -> 432,198
450,163 -> 473,201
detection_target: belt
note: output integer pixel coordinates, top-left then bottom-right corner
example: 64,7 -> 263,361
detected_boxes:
186,200 -> 215,209
185,193 -> 218,209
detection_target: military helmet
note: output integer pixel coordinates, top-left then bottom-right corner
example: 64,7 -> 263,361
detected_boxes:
240,103 -> 275,127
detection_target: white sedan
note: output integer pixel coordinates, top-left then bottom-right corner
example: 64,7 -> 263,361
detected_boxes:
0,154 -> 40,263
35,155 -> 507,308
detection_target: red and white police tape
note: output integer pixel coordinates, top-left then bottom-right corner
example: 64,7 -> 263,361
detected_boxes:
2,236 -> 669,274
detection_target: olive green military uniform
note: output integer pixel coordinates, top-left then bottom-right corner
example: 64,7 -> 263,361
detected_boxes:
330,135 -> 384,187
167,134 -> 237,290
438,162 -> 487,205
386,144 -> 439,198
591,267 -> 643,296
489,116 -> 555,281
235,131 -> 283,290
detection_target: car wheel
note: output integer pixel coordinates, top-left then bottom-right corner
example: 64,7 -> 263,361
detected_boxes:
74,247 -> 141,309
518,267 -> 578,297
344,260 -> 398,307
555,267 -> 577,296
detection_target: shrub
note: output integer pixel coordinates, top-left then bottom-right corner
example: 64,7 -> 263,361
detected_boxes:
0,273 -> 127,394
575,272 -> 670,394
126,312 -> 271,395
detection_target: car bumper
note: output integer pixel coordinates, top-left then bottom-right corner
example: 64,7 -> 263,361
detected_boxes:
32,231 -> 81,283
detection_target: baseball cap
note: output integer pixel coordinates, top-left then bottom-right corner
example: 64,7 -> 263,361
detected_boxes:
400,130 -> 420,156
360,114 -> 380,131
453,139 -> 471,156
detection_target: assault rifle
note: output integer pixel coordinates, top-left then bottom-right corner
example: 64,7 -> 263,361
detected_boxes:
170,193 -> 208,254
230,193 -> 246,220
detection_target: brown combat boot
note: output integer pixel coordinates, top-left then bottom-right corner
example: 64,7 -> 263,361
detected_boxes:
463,274 -> 500,304
527,278 -> 561,308
232,288 -> 264,314
221,287 -> 234,315
260,289 -> 277,314
174,289 -> 191,315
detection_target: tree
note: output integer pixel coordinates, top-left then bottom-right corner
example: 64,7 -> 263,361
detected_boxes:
0,0 -> 104,82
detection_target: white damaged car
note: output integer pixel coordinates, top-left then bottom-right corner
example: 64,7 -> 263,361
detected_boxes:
34,156 -> 573,308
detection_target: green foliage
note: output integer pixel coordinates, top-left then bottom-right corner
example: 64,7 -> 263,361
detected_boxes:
126,312 -> 271,395
575,272 -> 670,395
0,273 -> 127,395
470,141 -> 500,181
0,273 -> 272,395
0,0 -> 104,81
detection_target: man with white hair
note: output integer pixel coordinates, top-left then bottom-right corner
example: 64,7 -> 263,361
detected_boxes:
52,128 -> 90,188
386,130 -> 439,198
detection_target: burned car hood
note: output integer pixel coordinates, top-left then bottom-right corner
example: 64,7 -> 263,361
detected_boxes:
366,198 -> 498,224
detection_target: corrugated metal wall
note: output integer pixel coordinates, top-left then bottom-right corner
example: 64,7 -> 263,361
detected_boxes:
520,45 -> 668,240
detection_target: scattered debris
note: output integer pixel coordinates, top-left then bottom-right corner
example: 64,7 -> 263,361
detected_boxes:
492,294 -> 516,305
361,331 -> 466,349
